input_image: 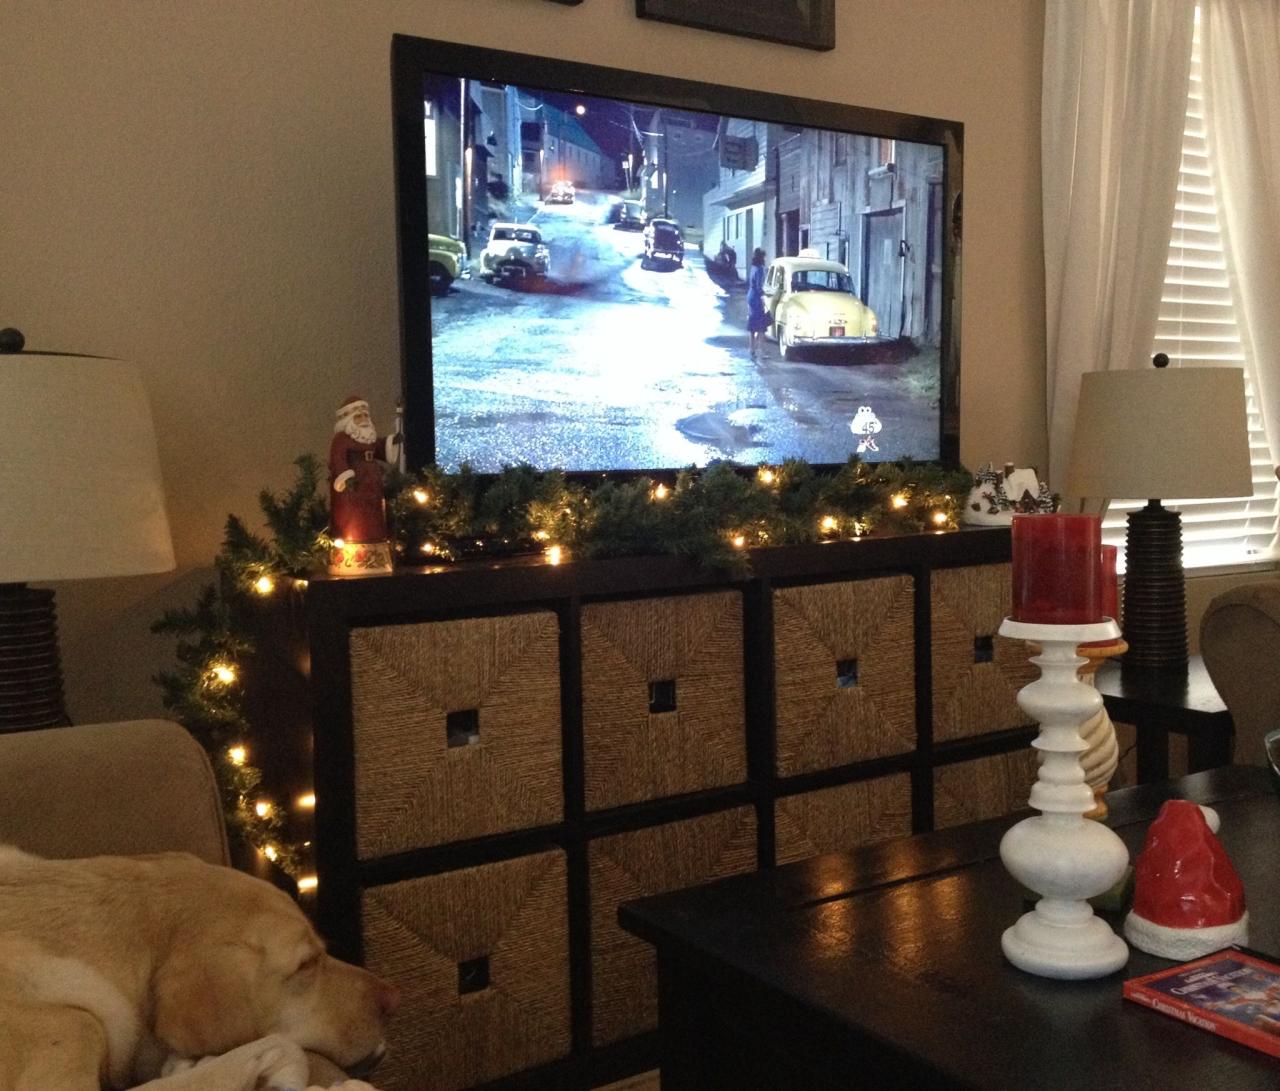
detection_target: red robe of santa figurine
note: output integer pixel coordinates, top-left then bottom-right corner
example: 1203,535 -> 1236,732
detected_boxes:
328,394 -> 398,575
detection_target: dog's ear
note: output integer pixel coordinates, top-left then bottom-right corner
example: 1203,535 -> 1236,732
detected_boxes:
152,942 -> 263,1057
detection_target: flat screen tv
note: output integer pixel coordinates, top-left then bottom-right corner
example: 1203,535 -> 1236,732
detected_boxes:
391,34 -> 962,475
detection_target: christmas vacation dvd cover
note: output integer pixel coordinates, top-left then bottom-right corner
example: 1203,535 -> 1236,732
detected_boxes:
1123,947 -> 1280,1058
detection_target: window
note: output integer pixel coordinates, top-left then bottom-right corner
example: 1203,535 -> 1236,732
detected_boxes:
1104,12 -> 1278,571
791,270 -> 852,293
423,101 -> 437,178
876,138 -> 896,168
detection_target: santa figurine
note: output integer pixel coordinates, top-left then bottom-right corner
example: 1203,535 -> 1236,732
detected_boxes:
1124,799 -> 1249,961
327,394 -> 399,576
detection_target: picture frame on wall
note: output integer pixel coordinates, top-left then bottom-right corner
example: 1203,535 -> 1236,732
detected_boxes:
635,0 -> 835,51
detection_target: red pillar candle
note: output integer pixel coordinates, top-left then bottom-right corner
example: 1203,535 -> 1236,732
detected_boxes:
1081,543 -> 1120,648
1099,544 -> 1119,623
1011,514 -> 1102,625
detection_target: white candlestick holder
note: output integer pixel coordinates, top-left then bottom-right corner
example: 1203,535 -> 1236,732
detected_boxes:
997,617 -> 1130,979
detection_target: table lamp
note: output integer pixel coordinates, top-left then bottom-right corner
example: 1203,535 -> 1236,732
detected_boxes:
1063,357 -> 1252,672
0,328 -> 175,731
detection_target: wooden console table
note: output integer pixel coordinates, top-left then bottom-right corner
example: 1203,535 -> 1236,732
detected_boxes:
253,527 -> 1069,1089
620,765 -> 1278,1090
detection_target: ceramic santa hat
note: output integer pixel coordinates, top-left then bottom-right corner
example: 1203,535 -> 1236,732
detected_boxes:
1124,799 -> 1248,960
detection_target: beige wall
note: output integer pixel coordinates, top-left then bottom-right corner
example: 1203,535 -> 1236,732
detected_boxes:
2,0 -> 1048,722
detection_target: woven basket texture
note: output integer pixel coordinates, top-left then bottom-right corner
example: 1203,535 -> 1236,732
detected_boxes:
933,747 -> 1039,830
774,773 -> 912,865
581,592 -> 746,810
361,849 -> 569,1091
589,806 -> 757,1044
773,576 -> 915,775
931,564 -> 1037,742
350,612 -> 562,859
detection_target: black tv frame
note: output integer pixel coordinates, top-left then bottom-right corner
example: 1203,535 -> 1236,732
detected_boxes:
391,33 -> 963,476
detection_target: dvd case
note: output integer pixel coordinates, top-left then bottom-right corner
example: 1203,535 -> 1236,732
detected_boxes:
1123,947 -> 1280,1058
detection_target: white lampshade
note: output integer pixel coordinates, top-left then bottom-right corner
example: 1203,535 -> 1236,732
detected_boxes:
1064,367 -> 1252,501
1,355 -> 175,582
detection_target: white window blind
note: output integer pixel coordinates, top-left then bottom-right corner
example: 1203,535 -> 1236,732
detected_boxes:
1104,13 -> 1278,571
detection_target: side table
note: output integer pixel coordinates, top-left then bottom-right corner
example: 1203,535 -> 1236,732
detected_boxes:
1095,654 -> 1234,784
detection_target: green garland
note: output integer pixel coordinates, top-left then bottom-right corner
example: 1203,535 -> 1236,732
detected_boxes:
390,456 -> 972,574
151,456 -> 331,879
154,454 -> 971,880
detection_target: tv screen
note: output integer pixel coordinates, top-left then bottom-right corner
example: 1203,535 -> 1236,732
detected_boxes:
392,35 -> 962,474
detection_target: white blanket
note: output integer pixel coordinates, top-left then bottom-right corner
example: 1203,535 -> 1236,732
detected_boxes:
132,1035 -> 378,1091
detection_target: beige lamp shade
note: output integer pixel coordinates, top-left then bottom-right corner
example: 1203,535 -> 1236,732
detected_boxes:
1063,367 -> 1253,500
1,356 -> 175,582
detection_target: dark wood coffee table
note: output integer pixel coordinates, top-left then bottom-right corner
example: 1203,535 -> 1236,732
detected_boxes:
620,766 -> 1278,1090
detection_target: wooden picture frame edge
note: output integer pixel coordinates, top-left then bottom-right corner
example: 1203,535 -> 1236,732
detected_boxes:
635,0 -> 835,52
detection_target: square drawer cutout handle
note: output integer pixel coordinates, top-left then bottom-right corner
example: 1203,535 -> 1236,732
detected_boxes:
648,679 -> 677,714
836,658 -> 859,689
973,635 -> 995,664
446,708 -> 481,748
457,955 -> 490,994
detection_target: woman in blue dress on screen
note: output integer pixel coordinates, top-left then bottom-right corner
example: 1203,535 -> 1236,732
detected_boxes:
747,247 -> 768,361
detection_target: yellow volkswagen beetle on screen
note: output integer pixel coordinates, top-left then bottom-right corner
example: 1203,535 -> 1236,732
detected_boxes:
764,251 -> 880,360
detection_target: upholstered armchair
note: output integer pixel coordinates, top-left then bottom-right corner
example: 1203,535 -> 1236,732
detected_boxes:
0,718 -> 229,863
1199,580 -> 1280,767
0,719 -> 350,1086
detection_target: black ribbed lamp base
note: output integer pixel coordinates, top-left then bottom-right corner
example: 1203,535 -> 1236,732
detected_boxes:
0,583 -> 70,732
1121,500 -> 1188,672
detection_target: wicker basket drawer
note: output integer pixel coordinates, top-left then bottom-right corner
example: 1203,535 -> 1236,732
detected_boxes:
933,749 -> 1039,830
773,576 -> 916,776
589,806 -> 757,1045
361,849 -> 570,1091
581,591 -> 746,810
774,773 -> 912,865
931,564 -> 1036,743
350,611 -> 563,859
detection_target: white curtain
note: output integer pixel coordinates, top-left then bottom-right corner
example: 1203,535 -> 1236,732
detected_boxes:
1042,0 -> 1196,488
1201,0 -> 1280,470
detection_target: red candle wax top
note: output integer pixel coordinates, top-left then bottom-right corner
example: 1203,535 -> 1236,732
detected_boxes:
1010,514 -> 1102,625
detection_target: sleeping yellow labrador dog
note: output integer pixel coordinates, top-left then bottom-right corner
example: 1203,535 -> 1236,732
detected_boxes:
0,846 -> 399,1090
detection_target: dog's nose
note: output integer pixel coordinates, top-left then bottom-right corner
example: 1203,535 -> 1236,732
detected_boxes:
377,979 -> 401,1016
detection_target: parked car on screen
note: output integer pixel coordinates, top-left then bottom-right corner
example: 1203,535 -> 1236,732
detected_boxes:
764,252 -> 880,359
427,233 -> 469,296
547,180 -> 576,204
642,217 -> 684,269
615,200 -> 645,231
479,222 -> 550,285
